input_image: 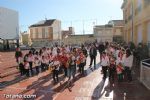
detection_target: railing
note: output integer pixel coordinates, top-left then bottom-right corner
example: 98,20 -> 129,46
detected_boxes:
140,59 -> 150,90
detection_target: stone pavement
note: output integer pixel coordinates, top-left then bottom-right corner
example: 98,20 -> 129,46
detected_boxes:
0,51 -> 150,100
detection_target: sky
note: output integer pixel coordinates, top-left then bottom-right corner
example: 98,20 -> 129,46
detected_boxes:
0,0 -> 123,34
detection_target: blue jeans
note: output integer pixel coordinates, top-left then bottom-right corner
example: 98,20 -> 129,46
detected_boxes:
68,65 -> 76,79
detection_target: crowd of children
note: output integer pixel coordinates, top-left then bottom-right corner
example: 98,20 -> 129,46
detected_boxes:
15,45 -> 87,84
100,43 -> 134,83
15,42 -> 134,84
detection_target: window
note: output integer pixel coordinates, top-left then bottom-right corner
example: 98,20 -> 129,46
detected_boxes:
135,0 -> 142,15
35,28 -> 38,39
48,27 -> 53,39
144,0 -> 150,7
137,0 -> 142,7
42,28 -> 45,38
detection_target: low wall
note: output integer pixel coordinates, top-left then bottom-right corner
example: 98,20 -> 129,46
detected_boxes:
140,59 -> 150,90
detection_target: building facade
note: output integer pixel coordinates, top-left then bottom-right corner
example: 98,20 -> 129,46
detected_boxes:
121,0 -> 150,46
61,27 -> 75,39
62,34 -> 96,45
108,20 -> 124,42
29,19 -> 61,47
0,7 -> 19,50
20,31 -> 29,45
93,24 -> 113,42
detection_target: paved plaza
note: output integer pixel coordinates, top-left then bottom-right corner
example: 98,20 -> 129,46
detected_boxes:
0,51 -> 150,100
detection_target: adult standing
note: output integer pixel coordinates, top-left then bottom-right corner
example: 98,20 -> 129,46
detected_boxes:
89,44 -> 97,69
124,49 -> 133,82
15,47 -> 22,68
81,45 -> 88,65
98,42 -> 105,62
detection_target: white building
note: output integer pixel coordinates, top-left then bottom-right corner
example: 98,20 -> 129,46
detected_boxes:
108,20 -> 124,42
29,19 -> 61,47
93,24 -> 113,42
0,7 -> 19,50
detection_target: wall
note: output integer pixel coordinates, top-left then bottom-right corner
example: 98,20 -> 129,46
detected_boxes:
94,27 -> 113,42
63,35 -> 96,45
52,20 -> 61,40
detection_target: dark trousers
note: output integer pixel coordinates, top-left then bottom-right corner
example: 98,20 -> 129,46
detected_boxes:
102,66 -> 108,79
90,56 -> 96,68
118,73 -> 123,82
62,65 -> 68,77
19,63 -> 25,76
45,64 -> 49,70
29,62 -> 33,75
125,67 -> 132,81
79,63 -> 85,75
108,67 -> 115,81
53,70 -> 59,82
41,63 -> 46,71
35,66 -> 39,74
25,69 -> 29,77
68,65 -> 76,79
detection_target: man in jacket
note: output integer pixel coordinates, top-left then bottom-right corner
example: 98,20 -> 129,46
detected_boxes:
89,44 -> 97,70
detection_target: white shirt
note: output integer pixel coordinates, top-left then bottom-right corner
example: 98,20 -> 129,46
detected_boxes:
24,63 -> 29,69
123,55 -> 133,68
53,61 -> 60,70
45,59 -> 50,64
49,55 -> 54,62
34,60 -> 41,66
41,59 -> 46,64
52,47 -> 58,56
27,55 -> 34,62
116,50 -> 120,58
18,57 -> 23,64
71,56 -> 76,65
101,56 -> 109,66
